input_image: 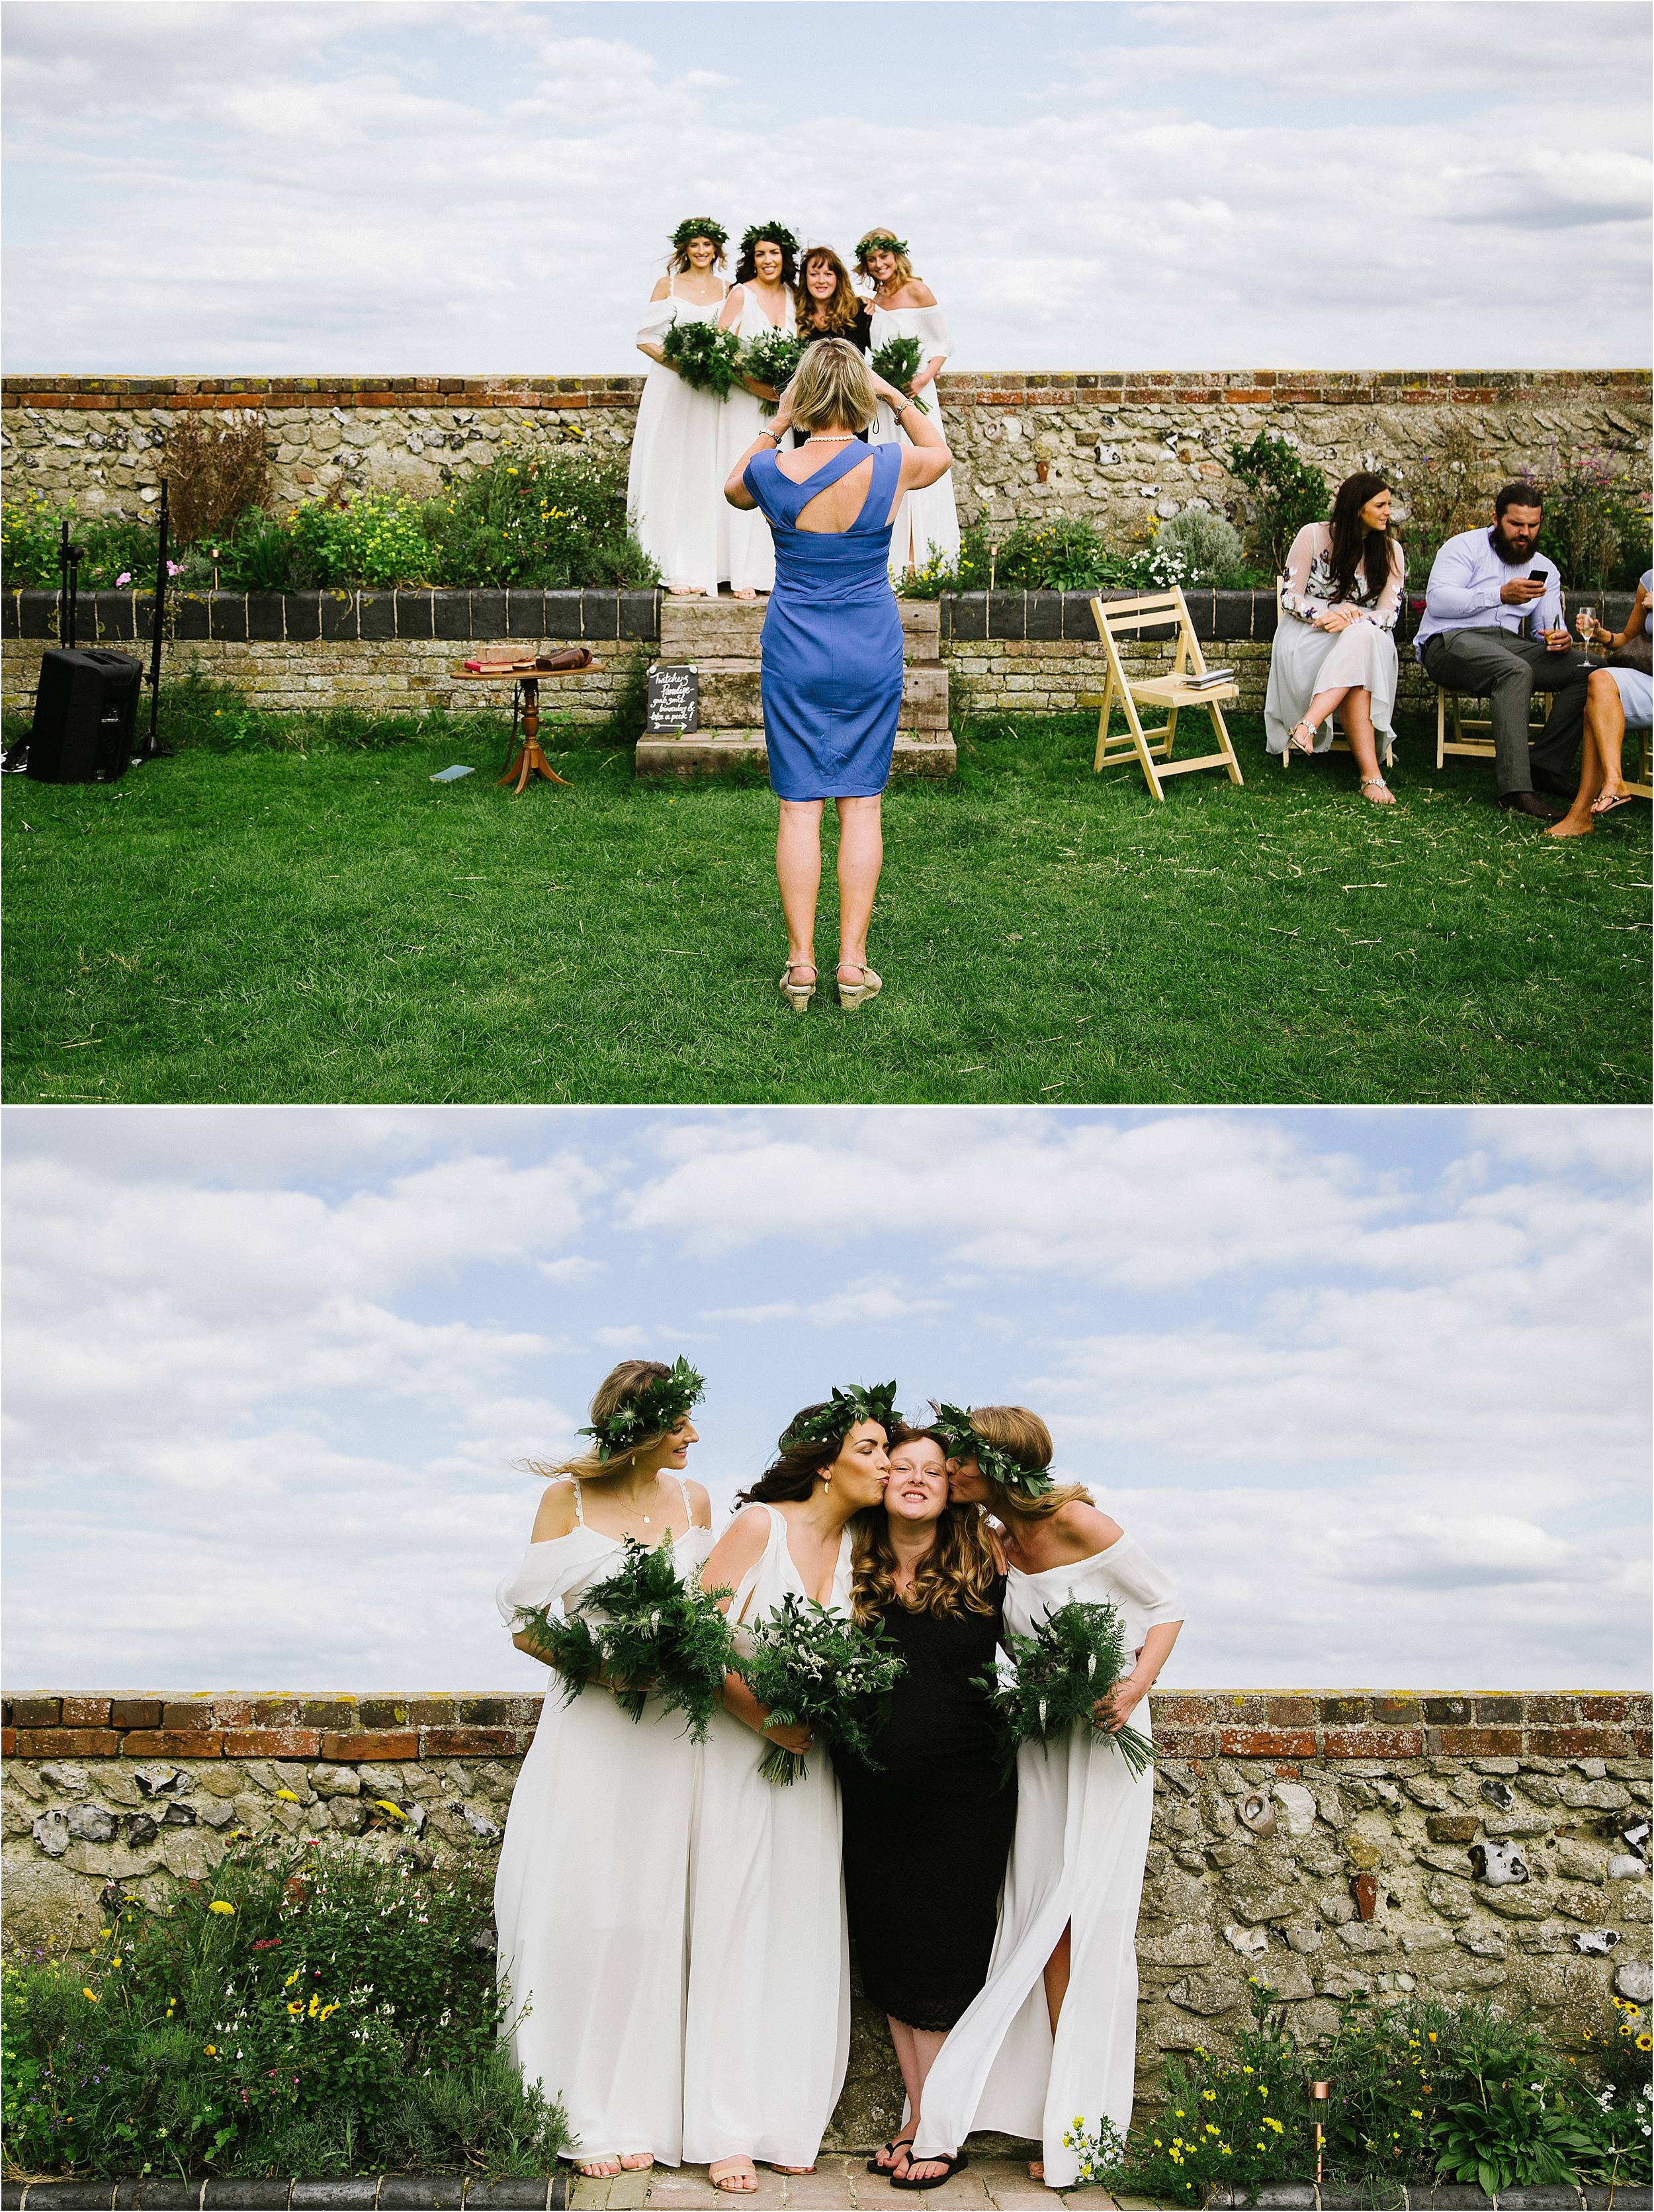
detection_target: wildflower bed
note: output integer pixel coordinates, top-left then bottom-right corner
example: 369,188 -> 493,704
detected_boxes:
1,1840 -> 567,2181
1066,1980 -> 1652,2203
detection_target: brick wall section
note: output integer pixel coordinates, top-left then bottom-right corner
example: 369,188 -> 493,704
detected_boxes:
6,588 -> 1634,725
5,370 -> 1646,543
5,1689 -> 1647,1765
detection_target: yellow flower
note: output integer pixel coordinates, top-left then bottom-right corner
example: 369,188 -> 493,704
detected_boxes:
1639,2034 -> 1653,2053
1411,2111 -> 1423,2120
82,1987 -> 98,2002
284,1969 -> 300,1987
288,2001 -> 303,2015
204,2045 -> 216,2056
99,1927 -> 112,1939
208,1900 -> 235,1915
372,1800 -> 407,1821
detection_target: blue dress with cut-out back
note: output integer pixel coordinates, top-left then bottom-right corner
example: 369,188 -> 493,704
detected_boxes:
741,439 -> 906,800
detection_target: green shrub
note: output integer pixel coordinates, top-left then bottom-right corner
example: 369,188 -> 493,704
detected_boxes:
0,1838 -> 568,2178
423,444 -> 658,590
1152,505 -> 1249,586
1530,453 -> 1651,595
1229,431 -> 1329,569
288,494 -> 435,590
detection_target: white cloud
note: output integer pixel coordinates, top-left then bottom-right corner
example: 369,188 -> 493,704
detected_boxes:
706,1272 -> 950,1327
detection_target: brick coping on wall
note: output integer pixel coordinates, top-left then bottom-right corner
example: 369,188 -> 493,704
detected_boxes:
3,587 -> 1637,652
5,369 -> 1649,414
4,1691 -> 1647,1766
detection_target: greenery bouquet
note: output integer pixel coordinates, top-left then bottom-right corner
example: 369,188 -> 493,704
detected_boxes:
869,335 -> 931,414
740,330 -> 806,413
515,1536 -> 734,1741
978,1597 -> 1154,1777
738,1591 -> 905,1785
661,320 -> 744,400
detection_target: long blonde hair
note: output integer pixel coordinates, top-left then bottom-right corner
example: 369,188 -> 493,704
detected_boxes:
522,1359 -> 680,1485
967,1404 -> 1092,1523
791,337 -> 877,434
851,1427 -> 1000,1622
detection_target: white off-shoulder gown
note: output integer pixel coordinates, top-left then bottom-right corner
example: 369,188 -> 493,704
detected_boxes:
627,275 -> 730,596
718,285 -> 795,594
866,301 -> 960,574
912,1533 -> 1184,2188
681,1504 -> 853,2169
493,1495 -> 713,2166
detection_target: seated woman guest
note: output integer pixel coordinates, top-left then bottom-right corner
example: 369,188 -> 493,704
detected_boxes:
493,1360 -> 713,2182
683,1387 -> 894,2195
857,228 -> 960,577
724,339 -> 951,1013
629,218 -> 732,597
1264,472 -> 1407,803
717,222 -> 799,598
910,1405 -> 1184,2193
1548,567 -> 1651,836
840,1425 -> 1016,2191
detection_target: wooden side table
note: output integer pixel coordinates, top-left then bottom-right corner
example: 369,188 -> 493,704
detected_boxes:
453,651 -> 597,793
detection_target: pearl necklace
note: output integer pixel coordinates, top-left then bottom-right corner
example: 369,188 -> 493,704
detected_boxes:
805,434 -> 857,445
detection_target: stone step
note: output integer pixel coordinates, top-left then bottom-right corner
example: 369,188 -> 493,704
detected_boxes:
657,594 -> 941,662
695,662 -> 949,731
636,728 -> 957,780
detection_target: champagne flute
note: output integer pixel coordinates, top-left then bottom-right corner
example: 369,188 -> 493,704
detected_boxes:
1576,603 -> 1597,647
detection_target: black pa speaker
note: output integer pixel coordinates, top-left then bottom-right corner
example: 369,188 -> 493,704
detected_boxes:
26,648 -> 144,783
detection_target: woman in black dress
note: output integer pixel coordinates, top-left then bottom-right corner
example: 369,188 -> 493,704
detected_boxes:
837,1424 -> 1015,2192
791,246 -> 871,447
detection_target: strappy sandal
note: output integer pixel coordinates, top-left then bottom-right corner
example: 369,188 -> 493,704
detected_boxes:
890,2147 -> 971,2191
779,959 -> 817,1012
867,2134 -> 916,2174
1360,776 -> 1395,805
1591,787 -> 1631,815
836,963 -> 882,1011
708,2158 -> 760,2193
1288,717 -> 1319,756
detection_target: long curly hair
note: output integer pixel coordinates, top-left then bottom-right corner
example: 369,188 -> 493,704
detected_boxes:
850,1426 -> 1000,1623
521,1359 -> 681,1485
798,246 -> 862,335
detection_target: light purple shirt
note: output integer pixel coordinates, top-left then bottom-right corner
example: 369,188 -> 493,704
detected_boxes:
1414,527 -> 1563,660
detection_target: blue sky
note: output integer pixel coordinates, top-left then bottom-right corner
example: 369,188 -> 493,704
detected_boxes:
3,1 -> 1649,372
3,1104 -> 1647,1695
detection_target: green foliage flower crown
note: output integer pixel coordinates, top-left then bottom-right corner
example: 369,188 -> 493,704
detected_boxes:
740,221 -> 799,259
672,216 -> 728,250
931,1402 -> 1056,1501
856,232 -> 910,263
783,1380 -> 899,1453
580,1356 -> 706,1462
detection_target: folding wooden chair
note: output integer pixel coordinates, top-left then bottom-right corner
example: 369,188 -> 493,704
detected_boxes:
1434,686 -> 1554,771
1276,580 -> 1393,771
1086,589 -> 1243,800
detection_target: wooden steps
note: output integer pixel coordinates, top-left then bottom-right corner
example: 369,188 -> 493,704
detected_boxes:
637,594 -> 953,780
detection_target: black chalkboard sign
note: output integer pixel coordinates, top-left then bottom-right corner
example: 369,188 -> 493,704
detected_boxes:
646,663 -> 699,734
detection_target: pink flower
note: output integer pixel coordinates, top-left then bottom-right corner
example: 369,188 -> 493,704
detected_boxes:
167,561 -> 182,576
115,572 -> 132,587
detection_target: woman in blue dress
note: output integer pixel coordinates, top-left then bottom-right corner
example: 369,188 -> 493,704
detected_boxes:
724,339 -> 951,1012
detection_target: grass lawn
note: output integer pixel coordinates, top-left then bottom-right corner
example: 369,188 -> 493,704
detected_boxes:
2,699 -> 1647,1104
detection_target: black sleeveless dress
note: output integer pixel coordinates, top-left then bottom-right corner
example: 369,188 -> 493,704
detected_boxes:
834,1579 -> 1016,2031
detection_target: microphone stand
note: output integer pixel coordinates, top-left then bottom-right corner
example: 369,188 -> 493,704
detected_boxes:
136,480 -> 173,762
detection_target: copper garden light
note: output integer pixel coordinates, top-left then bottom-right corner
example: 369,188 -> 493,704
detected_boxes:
1310,2080 -> 1331,2186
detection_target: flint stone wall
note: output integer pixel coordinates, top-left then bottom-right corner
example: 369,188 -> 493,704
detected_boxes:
3,1691 -> 1648,2150
4,371 -> 1648,542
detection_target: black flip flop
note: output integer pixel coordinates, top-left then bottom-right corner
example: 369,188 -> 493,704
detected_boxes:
890,2148 -> 971,2191
867,2135 -> 916,2174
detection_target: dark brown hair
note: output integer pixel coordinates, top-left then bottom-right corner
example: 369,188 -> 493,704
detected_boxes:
734,1399 -> 889,1507
734,232 -> 797,288
1327,471 -> 1399,605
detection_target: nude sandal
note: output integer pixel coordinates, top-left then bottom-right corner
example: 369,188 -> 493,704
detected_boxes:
836,963 -> 882,1011
779,959 -> 817,1012
1289,717 -> 1319,756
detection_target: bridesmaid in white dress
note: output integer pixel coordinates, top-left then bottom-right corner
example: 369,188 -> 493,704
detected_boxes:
717,222 -> 799,599
628,218 -> 731,597
910,1404 -> 1184,2191
683,1386 -> 895,2195
493,1359 -> 714,2181
857,228 -> 961,577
